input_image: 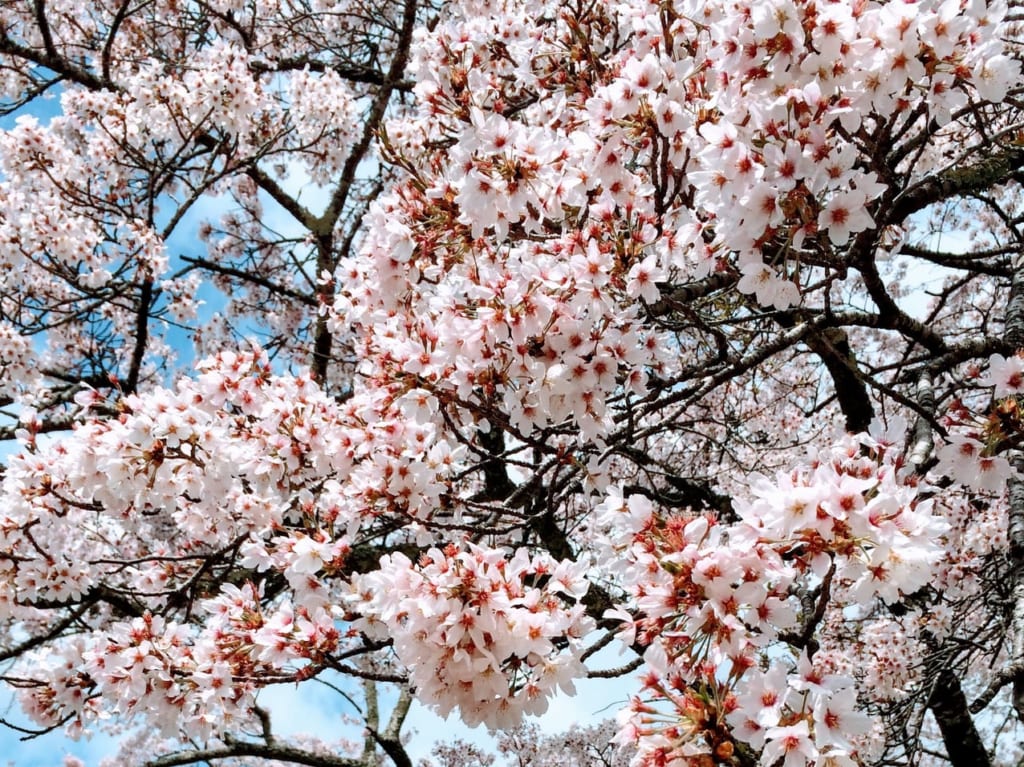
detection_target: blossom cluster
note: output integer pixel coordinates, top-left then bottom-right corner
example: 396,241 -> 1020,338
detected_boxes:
333,0 -> 1021,461
592,429 -> 948,763
0,348 -> 451,736
931,356 -> 1024,493
22,592 -> 343,742
350,543 -> 594,728
617,653 -> 876,767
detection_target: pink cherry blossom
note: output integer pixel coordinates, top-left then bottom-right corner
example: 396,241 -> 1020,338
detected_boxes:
0,0 -> 1022,765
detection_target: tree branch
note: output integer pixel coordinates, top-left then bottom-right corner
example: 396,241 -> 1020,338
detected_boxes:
927,668 -> 993,767
1002,246 -> 1024,723
886,145 -> 1024,226
145,742 -> 364,767
180,255 -> 317,306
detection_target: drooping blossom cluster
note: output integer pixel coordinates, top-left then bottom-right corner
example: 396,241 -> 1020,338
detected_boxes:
0,348 -> 456,738
0,345 -> 461,597
592,428 -> 948,763
350,543 -> 594,728
22,588 -> 350,744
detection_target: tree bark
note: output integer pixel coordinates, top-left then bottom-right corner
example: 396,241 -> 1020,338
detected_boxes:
928,668 -> 992,767
1005,246 -> 1024,722
805,327 -> 874,433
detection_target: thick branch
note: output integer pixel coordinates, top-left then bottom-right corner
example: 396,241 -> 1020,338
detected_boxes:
145,742 -> 364,767
124,276 -> 154,394
0,605 -> 90,663
307,0 -> 420,380
1005,248 -> 1024,722
0,31 -> 108,91
471,425 -> 516,502
886,145 -> 1024,226
855,253 -> 948,353
776,310 -> 875,433
779,561 -> 835,654
249,57 -> 413,90
647,272 -> 737,316
314,0 -> 419,234
927,669 -> 992,767
240,161 -> 321,234
807,328 -> 874,433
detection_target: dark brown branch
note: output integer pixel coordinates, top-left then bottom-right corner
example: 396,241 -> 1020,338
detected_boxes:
647,272 -> 737,316
124,275 -> 154,394
0,30 -> 108,91
854,252 -> 948,354
20,584 -> 145,618
249,57 -> 413,90
779,561 -> 835,654
776,310 -> 875,433
326,662 -> 407,684
308,0 -> 420,381
101,0 -> 133,85
586,658 -> 644,678
0,604 -> 91,663
927,668 -> 993,767
900,243 -> 1015,277
240,161 -> 321,234
0,711 -> 77,740
32,0 -> 58,61
314,0 -> 419,234
886,145 -> 1024,226
145,742 -> 364,767
470,425 -> 517,502
0,414 -> 75,441
362,679 -> 380,764
634,319 -> 819,420
179,255 -> 317,306
806,328 -> 873,433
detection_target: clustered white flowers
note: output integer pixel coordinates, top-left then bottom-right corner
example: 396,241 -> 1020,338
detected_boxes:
593,429 -> 946,764
350,544 -> 594,728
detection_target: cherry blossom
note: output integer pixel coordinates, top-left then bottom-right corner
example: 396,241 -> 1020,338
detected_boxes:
350,544 -> 593,728
0,0 -> 1022,765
